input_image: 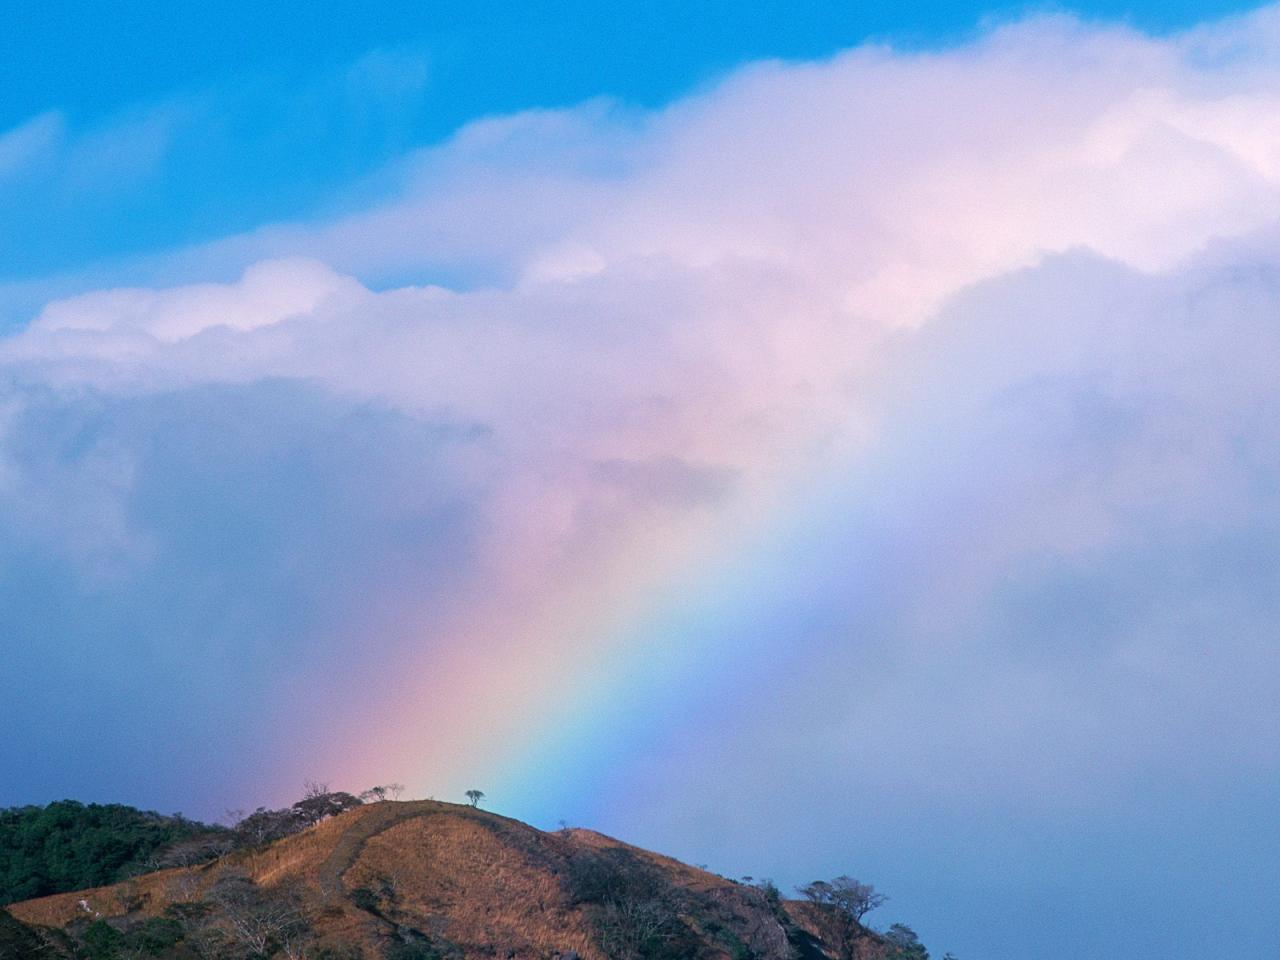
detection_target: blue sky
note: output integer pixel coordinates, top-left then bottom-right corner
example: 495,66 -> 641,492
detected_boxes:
0,0 -> 1258,282
3,4 -> 1280,960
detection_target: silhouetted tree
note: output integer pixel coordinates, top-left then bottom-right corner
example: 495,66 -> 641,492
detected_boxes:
234,806 -> 304,846
797,876 -> 886,960
292,787 -> 363,826
464,790 -> 485,808
885,923 -> 929,960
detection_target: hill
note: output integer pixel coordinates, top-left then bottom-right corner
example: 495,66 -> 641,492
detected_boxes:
0,802 -> 227,906
1,800 -> 916,960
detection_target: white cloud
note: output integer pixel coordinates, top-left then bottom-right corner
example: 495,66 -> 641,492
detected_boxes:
32,258 -> 365,342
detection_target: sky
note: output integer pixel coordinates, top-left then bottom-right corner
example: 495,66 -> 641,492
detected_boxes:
2,2 -> 1279,959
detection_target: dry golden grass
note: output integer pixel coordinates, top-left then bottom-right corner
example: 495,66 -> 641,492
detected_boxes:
347,814 -> 599,960
9,861 -> 206,927
8,800 -> 819,960
7,806 -> 363,928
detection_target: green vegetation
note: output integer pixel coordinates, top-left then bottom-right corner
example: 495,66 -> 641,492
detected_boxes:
0,785 -> 384,908
0,801 -> 219,905
1,906 -> 63,958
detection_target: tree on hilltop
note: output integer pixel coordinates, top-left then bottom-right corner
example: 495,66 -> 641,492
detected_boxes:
232,782 -> 363,847
292,782 -> 363,826
465,790 -> 485,808
797,876 -> 887,960
234,806 -> 305,846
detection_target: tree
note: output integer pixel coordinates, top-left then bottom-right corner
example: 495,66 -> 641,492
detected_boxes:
752,877 -> 782,906
885,923 -> 929,960
564,848 -> 694,960
797,876 -> 887,960
207,871 -> 311,958
0,800 -> 219,904
146,833 -> 235,871
798,877 -> 886,924
165,867 -> 204,903
464,790 -> 485,808
234,806 -> 304,846
292,786 -> 363,826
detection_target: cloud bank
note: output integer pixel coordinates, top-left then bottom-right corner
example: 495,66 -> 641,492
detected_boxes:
3,9 -> 1280,959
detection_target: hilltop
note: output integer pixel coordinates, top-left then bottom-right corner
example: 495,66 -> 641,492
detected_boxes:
0,799 -> 926,960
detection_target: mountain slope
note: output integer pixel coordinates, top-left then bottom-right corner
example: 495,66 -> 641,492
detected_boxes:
7,801 -> 892,960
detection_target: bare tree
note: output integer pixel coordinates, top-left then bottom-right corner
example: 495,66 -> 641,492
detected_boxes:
112,880 -> 143,915
160,834 -> 234,869
166,868 -> 204,903
209,872 -> 311,958
183,926 -> 231,960
387,783 -> 406,800
797,876 -> 887,960
27,924 -> 77,960
465,789 -> 485,808
277,922 -> 314,960
235,806 -> 305,846
226,901 -> 307,957
597,899 -> 681,959
563,848 -> 690,960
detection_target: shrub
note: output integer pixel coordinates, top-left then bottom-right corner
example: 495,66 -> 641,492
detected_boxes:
885,923 -> 929,960
314,946 -> 365,960
562,850 -> 699,960
81,919 -> 124,960
383,940 -> 447,960
124,916 -> 184,954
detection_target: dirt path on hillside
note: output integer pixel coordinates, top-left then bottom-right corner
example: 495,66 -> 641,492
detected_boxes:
316,801 -> 443,898
315,800 -> 554,901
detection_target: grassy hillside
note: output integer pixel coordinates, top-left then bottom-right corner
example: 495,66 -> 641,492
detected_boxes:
5,800 -> 917,960
0,802 -> 223,905
6,801 -> 929,960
